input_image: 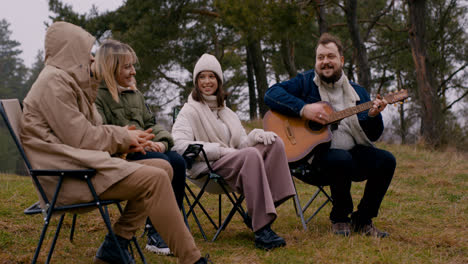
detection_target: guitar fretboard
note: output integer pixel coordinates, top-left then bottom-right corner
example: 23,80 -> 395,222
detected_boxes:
328,101 -> 373,123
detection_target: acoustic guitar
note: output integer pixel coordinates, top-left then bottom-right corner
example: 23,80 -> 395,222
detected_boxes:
263,90 -> 409,162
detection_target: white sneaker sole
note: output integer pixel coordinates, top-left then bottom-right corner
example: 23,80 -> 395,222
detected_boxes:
145,244 -> 172,255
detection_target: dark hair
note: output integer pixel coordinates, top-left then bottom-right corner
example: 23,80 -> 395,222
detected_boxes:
316,33 -> 343,56
191,72 -> 225,107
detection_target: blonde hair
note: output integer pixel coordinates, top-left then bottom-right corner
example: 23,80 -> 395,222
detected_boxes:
93,39 -> 138,102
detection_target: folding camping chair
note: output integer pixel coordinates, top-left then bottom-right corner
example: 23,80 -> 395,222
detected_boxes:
0,99 -> 146,264
290,163 -> 333,230
182,144 -> 251,242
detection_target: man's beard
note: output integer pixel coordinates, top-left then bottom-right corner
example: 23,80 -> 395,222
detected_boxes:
316,65 -> 343,83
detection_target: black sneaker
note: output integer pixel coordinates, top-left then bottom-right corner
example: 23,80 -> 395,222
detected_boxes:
94,234 -> 135,264
144,222 -> 172,255
254,225 -> 286,251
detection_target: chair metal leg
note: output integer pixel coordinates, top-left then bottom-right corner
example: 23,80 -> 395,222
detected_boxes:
45,214 -> 65,263
292,179 -> 308,230
32,215 -> 50,263
212,195 -> 245,242
218,195 -> 222,228
181,202 -> 190,231
306,199 -> 331,224
293,193 -> 308,230
131,237 -> 147,264
70,214 -> 77,242
186,182 -> 218,230
302,188 -> 321,213
96,203 -> 128,263
185,188 -> 208,241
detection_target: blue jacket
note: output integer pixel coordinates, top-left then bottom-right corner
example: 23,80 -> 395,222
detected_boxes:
264,69 -> 384,141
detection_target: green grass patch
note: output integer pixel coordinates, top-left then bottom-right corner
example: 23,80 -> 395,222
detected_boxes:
0,144 -> 467,263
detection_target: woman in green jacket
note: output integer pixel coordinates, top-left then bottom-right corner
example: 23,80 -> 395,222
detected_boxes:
94,39 -> 186,256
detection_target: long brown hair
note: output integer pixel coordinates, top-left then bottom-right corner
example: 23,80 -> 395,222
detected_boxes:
191,72 -> 225,107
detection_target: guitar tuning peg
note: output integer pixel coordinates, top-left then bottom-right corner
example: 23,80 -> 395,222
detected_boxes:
393,103 -> 397,107
399,101 -> 403,105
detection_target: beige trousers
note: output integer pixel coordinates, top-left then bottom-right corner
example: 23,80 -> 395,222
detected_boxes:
100,159 -> 201,264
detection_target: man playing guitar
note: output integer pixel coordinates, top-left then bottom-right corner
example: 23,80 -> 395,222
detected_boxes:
264,33 -> 396,238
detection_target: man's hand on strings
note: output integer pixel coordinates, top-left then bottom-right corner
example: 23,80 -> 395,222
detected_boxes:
303,102 -> 329,124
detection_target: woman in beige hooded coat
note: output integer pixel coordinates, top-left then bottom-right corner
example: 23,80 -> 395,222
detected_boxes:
20,21 -> 209,264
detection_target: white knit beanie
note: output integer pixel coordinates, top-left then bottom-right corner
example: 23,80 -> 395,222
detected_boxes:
193,53 -> 223,85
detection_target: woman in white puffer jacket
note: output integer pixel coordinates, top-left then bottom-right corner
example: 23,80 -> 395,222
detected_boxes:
172,53 -> 296,251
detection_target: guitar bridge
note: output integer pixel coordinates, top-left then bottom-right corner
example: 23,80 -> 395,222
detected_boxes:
285,119 -> 297,145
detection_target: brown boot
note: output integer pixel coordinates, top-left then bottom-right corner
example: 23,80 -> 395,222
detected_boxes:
354,222 -> 389,238
331,222 -> 351,236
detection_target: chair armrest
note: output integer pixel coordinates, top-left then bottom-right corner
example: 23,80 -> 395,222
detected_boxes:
182,144 -> 204,169
30,169 -> 97,180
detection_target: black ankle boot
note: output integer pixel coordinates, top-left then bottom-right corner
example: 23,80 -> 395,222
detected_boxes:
94,234 -> 135,264
254,224 -> 286,251
194,254 -> 213,264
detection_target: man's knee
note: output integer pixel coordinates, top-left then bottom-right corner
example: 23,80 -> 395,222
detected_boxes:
134,158 -> 174,181
327,149 -> 353,168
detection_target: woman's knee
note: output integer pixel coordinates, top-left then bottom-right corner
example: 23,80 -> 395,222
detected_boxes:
166,151 -> 187,170
241,147 -> 263,161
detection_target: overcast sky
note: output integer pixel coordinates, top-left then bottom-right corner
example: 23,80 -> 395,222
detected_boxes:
0,0 -> 124,67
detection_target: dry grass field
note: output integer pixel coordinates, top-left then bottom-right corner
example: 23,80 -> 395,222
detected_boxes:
0,143 -> 466,264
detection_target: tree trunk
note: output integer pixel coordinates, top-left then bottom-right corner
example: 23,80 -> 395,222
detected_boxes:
247,38 -> 269,117
315,0 -> 328,35
407,0 -> 444,147
396,70 -> 407,144
345,0 -> 372,92
246,46 -> 258,120
280,38 -> 297,78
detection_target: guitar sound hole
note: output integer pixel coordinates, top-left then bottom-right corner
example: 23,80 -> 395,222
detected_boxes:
308,121 -> 324,131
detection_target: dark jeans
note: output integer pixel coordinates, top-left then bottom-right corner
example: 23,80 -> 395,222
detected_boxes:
306,145 -> 396,223
127,151 -> 186,209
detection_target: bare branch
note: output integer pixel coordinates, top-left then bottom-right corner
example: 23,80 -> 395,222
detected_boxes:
444,90 -> 468,111
330,0 -> 345,11
155,68 -> 187,90
364,0 -> 395,41
330,20 -> 407,32
439,62 -> 468,91
188,9 -> 220,18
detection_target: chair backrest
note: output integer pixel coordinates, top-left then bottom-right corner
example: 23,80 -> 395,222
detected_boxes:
0,99 -> 32,170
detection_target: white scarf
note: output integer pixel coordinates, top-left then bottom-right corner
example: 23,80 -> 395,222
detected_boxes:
314,72 -> 373,150
185,94 -> 245,148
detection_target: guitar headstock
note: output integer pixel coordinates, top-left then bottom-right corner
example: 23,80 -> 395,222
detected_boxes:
383,89 -> 409,104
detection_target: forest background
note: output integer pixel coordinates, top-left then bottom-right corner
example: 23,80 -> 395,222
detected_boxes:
0,0 -> 467,175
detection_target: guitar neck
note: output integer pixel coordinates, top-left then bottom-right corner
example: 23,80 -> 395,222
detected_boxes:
328,101 -> 373,123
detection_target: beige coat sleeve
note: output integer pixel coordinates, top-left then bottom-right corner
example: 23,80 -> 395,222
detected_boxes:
39,77 -> 132,155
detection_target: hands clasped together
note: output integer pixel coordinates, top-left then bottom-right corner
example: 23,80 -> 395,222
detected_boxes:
126,125 -> 165,154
